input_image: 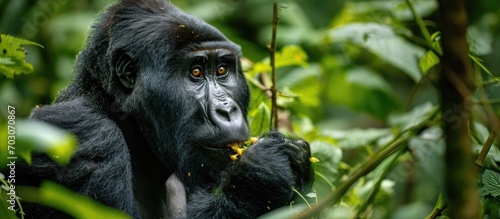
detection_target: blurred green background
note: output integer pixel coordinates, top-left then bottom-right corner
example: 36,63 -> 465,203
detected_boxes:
1,0 -> 500,218
1,0 -> 499,125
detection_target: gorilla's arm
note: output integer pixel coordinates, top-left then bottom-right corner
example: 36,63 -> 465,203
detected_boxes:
18,99 -> 139,218
187,132 -> 313,219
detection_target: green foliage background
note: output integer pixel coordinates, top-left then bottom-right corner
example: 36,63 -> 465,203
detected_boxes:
1,0 -> 500,218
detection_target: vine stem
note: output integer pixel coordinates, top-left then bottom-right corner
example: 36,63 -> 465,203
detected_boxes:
269,2 -> 279,130
406,0 -> 432,47
0,175 -> 25,218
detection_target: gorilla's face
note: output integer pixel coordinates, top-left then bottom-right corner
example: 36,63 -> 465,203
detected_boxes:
164,41 -> 251,170
108,2 -> 249,187
180,43 -> 250,155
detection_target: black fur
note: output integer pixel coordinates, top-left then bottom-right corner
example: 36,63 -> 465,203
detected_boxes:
14,0 -> 313,218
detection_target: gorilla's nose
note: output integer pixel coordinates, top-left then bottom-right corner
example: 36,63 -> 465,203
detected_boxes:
210,99 -> 248,138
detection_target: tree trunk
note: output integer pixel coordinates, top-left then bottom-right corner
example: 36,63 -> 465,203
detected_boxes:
438,0 -> 480,218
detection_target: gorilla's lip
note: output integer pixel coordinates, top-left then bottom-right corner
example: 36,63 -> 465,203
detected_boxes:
202,146 -> 232,152
203,140 -> 244,150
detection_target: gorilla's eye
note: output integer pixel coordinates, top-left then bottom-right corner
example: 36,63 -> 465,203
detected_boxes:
191,67 -> 203,77
217,65 -> 228,76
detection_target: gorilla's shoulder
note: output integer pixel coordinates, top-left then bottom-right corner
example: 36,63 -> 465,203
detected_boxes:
31,98 -> 128,160
30,98 -> 125,153
31,98 -> 106,128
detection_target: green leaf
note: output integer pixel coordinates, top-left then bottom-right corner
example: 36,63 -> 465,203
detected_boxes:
392,202 -> 433,219
430,32 -> 443,55
327,67 -> 401,119
469,54 -> 493,77
473,121 -> 490,144
387,102 -> 437,132
328,23 -> 425,81
420,31 -> 443,74
277,64 -> 321,108
322,206 -> 356,218
18,182 -> 131,219
0,34 -> 43,78
247,75 -> 268,111
346,67 -> 392,91
419,50 -> 440,74
322,128 -> 391,149
16,120 -> 77,166
259,203 -> 309,219
420,31 -> 494,82
311,141 -> 342,177
247,45 -> 308,77
468,19 -> 493,56
394,0 -> 438,20
292,114 -> 317,139
249,103 -> 271,136
310,141 -> 342,193
0,190 -> 18,219
408,127 -> 444,187
483,170 -> 500,197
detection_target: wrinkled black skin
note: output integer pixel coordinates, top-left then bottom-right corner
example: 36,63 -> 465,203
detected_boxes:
13,0 -> 313,218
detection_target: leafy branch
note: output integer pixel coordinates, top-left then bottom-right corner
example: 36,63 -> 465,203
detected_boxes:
297,107 -> 440,218
0,34 -> 43,78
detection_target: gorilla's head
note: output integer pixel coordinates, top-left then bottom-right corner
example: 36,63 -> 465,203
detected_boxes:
64,0 -> 250,189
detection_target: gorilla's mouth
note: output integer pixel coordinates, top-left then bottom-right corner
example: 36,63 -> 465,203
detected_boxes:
201,142 -> 242,161
204,141 -> 244,150
199,134 -> 248,159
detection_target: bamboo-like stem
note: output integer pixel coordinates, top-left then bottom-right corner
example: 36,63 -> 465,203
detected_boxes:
475,122 -> 500,168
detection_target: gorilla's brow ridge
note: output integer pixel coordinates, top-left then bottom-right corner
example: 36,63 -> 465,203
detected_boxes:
188,48 -> 237,60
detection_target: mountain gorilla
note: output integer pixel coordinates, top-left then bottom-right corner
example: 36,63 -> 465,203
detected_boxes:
16,0 -> 313,218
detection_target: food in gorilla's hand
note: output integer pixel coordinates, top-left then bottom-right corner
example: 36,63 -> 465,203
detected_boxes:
309,157 -> 320,163
229,137 -> 319,164
229,137 -> 259,160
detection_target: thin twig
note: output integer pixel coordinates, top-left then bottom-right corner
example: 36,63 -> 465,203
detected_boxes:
0,175 -> 25,218
478,77 -> 500,86
269,3 -> 279,130
406,0 -> 432,47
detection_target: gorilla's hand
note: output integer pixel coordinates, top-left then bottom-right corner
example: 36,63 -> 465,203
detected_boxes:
187,131 -> 313,219
222,131 -> 313,216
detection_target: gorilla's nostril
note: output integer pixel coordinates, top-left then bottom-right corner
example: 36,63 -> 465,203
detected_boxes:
216,108 -> 231,122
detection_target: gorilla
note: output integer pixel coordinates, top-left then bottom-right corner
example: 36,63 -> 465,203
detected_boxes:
15,0 -> 313,218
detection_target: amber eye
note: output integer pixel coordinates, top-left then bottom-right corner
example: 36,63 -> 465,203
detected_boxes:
217,66 -> 228,75
191,67 -> 203,77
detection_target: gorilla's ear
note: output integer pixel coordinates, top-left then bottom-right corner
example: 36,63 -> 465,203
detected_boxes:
114,52 -> 137,89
